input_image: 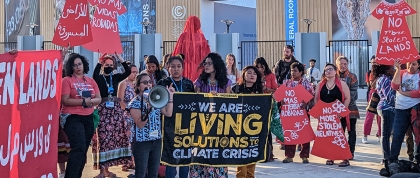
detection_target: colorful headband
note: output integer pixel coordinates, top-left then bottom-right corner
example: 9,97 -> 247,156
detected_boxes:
100,53 -> 116,63
177,54 -> 183,60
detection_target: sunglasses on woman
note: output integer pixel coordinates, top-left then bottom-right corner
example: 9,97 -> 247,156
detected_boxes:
139,80 -> 153,85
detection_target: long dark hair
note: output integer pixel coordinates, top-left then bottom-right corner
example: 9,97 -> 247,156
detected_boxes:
146,55 -> 163,82
373,64 -> 394,78
64,53 -> 89,77
134,73 -> 150,94
198,52 -> 229,89
239,65 -> 263,93
321,63 -> 338,80
254,57 -> 272,75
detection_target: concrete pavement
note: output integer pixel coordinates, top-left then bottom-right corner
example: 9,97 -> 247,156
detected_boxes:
78,101 -> 410,178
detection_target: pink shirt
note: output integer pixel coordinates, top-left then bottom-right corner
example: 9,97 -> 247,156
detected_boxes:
61,76 -> 100,115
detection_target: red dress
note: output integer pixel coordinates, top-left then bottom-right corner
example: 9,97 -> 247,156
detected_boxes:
372,0 -> 420,65
309,100 -> 352,160
83,0 -> 127,53
274,84 -> 315,145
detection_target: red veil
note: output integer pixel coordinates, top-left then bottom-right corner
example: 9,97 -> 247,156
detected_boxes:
172,16 -> 210,81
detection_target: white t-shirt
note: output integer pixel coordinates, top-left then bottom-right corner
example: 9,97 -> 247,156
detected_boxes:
395,72 -> 420,109
227,74 -> 236,87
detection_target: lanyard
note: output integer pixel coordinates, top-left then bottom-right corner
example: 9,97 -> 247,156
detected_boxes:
151,73 -> 156,85
74,75 -> 87,91
102,74 -> 114,95
170,77 -> 183,92
102,74 -> 113,88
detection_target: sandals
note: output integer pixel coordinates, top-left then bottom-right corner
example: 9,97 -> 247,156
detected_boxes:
338,160 -> 350,167
94,174 -> 105,178
122,165 -> 129,172
282,157 -> 293,163
326,160 -> 334,165
122,164 -> 135,172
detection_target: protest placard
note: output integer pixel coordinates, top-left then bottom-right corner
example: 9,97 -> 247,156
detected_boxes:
53,0 -> 93,47
274,84 -> 315,145
161,93 -> 272,166
0,50 -> 62,178
309,100 -> 352,160
372,0 -> 420,65
83,0 -> 127,53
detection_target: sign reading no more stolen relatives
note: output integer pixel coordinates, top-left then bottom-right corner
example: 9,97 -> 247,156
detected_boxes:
161,93 -> 272,166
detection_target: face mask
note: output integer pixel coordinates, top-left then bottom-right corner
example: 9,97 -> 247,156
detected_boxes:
104,67 -> 114,74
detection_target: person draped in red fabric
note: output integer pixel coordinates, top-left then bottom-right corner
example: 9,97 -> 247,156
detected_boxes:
172,16 -> 210,81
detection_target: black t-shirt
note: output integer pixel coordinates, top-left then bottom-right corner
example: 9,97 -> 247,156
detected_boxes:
156,77 -> 194,92
157,77 -> 195,121
320,84 -> 342,103
275,57 -> 299,84
93,62 -> 131,97
231,84 -> 263,94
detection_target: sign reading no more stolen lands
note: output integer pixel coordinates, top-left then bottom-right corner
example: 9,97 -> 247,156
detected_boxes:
372,0 -> 420,65
161,93 -> 272,166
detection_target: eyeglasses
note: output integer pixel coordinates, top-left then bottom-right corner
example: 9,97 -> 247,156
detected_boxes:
203,62 -> 213,66
73,62 -> 83,68
324,68 -> 335,72
139,80 -> 153,85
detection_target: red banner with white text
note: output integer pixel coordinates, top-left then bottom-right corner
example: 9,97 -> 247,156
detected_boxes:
82,0 -> 127,53
0,50 -> 62,178
53,0 -> 93,47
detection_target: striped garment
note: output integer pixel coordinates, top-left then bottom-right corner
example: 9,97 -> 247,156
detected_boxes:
282,78 -> 315,109
376,75 -> 396,111
194,78 -> 232,93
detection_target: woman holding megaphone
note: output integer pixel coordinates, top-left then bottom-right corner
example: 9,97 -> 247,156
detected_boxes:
127,73 -> 175,178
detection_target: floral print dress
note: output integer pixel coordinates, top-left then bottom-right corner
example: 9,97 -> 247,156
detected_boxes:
123,81 -> 135,137
91,81 -> 134,169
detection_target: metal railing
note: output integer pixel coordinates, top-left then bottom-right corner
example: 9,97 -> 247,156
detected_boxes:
0,42 -> 17,54
42,41 -> 135,63
121,41 -> 135,64
42,41 -> 74,53
162,41 -> 177,56
328,40 -> 369,87
240,40 -> 294,70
